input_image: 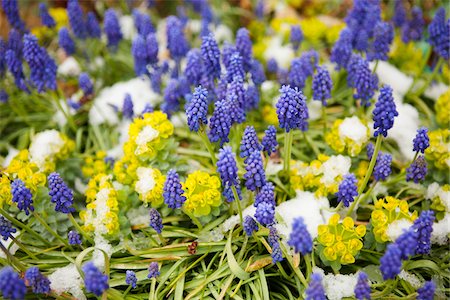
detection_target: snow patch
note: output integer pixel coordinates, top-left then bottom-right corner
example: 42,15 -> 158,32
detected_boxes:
49,263 -> 85,300
127,207 -> 150,226
313,267 -> 358,300
387,219 -> 413,241
0,231 -> 20,258
319,155 -> 351,186
57,56 -> 81,76
264,37 -> 294,69
135,167 -> 156,197
371,61 -> 412,96
431,213 -> 450,245
119,15 -> 136,40
93,234 -> 113,270
308,101 -> 322,121
398,270 -> 421,288
2,147 -> 18,168
426,182 -> 441,200
29,130 -> 65,170
338,116 -> 369,145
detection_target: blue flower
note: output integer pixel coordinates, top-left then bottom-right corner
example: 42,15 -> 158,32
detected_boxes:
392,0 -> 406,28
245,85 -> 260,111
82,262 -> 109,296
125,270 -> 137,289
5,49 -> 27,91
428,8 -> 450,60
0,266 -> 27,300
146,33 -> 159,65
288,217 -> 312,255
401,6 -> 424,43
201,33 -> 221,80
250,59 -> 266,86
162,79 -> 181,116
290,25 -> 303,51
185,49 -> 204,86
0,90 -> 8,103
366,143 -> 375,160
208,98 -> 232,146
335,174 -> 358,207
261,125 -> 278,156
373,153 -> 392,181
226,52 -> 245,83
412,210 -> 435,255
149,208 -> 163,234
417,281 -> 435,300
312,66 -> 332,105
267,58 -> 278,73
0,216 -> 16,241
395,228 -> 418,260
163,169 -> 186,209
186,86 -> 209,132
11,179 -> 34,215
148,262 -> 160,279
331,28 -> 353,70
368,21 -> 394,62
86,12 -> 101,38
289,58 -> 306,89
132,9 -> 155,37
268,225 -> 283,263
243,216 -> 258,236
345,0 -> 381,51
254,201 -> 274,226
24,267 -> 50,294
346,54 -> 363,87
373,86 -> 398,137
276,85 -> 309,132
240,126 -> 262,161
166,16 -> 189,61
305,273 -> 326,300
244,151 -> 266,191
221,42 -> 237,69
277,68 -> 289,85
67,0 -> 86,39
413,127 -> 429,153
298,51 -> 319,78
104,9 -> 123,50
222,184 -> 242,203
255,0 -> 264,19
227,75 -> 247,115
121,94 -> 134,119
235,28 -> 253,72
254,182 -> 275,207
58,27 -> 75,55
39,3 -> 55,28
47,172 -> 75,214
353,59 -> 378,106
217,146 -> 239,187
1,0 -> 27,32
68,230 -> 82,245
0,38 -> 6,77
79,72 -> 94,96
132,35 -> 149,76
354,272 -> 371,300
380,243 -> 402,280
406,156 -> 427,183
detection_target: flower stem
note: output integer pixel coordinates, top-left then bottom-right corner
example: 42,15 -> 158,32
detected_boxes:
199,126 -> 217,165
231,185 -> 243,226
283,130 -> 293,174
413,57 -> 444,97
347,135 -> 382,217
0,208 -> 49,246
69,213 -> 94,245
183,210 -> 203,231
322,105 -> 327,137
9,235 -> 38,260
33,212 -> 71,248
0,241 -> 26,271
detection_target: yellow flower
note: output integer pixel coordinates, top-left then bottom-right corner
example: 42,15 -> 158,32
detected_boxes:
82,151 -> 109,178
389,37 -> 423,75
183,171 -> 221,217
371,196 -> 418,243
4,150 -> 46,192
49,8 -> 69,30
326,23 -> 345,44
325,117 -> 370,156
0,176 -> 12,207
425,129 -> 450,170
134,167 -> 165,206
430,184 -> 450,221
435,89 -> 450,128
262,105 -> 279,126
300,18 -> 327,46
317,214 -> 366,265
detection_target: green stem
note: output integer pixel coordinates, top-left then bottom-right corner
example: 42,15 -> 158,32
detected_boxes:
69,213 -> 94,245
157,233 -> 167,246
198,126 -> 217,165
302,132 -> 320,157
122,285 -> 132,297
231,185 -> 244,226
0,241 -> 26,271
280,243 -> 308,288
372,60 -> 379,74
347,135 -> 382,217
283,131 -> 293,174
0,208 -> 50,246
414,57 -> 444,97
322,105 -> 327,137
149,277 -> 157,300
9,235 -> 38,260
33,212 -> 71,248
184,210 -> 203,231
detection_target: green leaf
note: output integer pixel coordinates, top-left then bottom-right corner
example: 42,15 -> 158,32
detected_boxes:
226,234 -> 249,281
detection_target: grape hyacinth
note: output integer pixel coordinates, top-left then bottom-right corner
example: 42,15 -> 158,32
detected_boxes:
228,75 -> 246,112
393,0 -> 406,28
244,151 -> 266,191
412,210 -> 435,255
132,35 -> 149,76
11,179 -> 34,215
380,243 -> 402,280
0,38 -> 6,77
0,267 -> 27,300
104,9 -> 123,50
354,272 -> 371,300
268,225 -> 283,263
186,86 -> 209,132
217,146 -> 239,187
24,267 -> 50,294
0,90 -> 8,103
125,270 -> 137,289
312,66 -> 332,105
353,59 -> 378,106
395,229 -> 418,260
148,262 -> 160,278
163,169 -> 186,209
245,85 -> 260,110
68,230 -> 82,245
373,153 -> 392,181
86,12 -> 101,38
254,182 -> 275,207
255,201 -> 275,226
208,98 -> 232,146
122,94 -> 134,119
413,127 -> 429,154
39,3 -> 55,28
162,79 -> 181,116
0,216 -> 16,240
250,59 -> 266,86
226,52 -> 245,83
243,216 -> 258,236
267,58 -> 278,73
373,86 -> 398,137
47,172 -> 75,213
402,6 -> 424,43
305,273 -> 326,300
133,10 -> 155,37
222,184 -> 242,203
240,126 -> 262,160
222,42 -> 237,69
185,49 -> 204,86
336,174 -> 358,207
428,8 -> 450,60
67,0 -> 86,39
276,85 -> 309,132
79,72 -> 94,96
288,217 -> 313,255
331,28 -> 353,69
367,21 -> 394,62
227,93 -> 246,126
166,16 -> 189,61
1,0 -> 27,32
290,25 -> 303,51
149,208 -> 163,234
417,281 -> 436,300
201,33 -> 221,80
261,125 -> 278,156
235,28 -> 253,72
406,156 -> 428,183
346,54 -> 363,87
289,57 -> 307,90
82,262 -> 109,296
5,49 -> 27,91
59,27 -> 75,55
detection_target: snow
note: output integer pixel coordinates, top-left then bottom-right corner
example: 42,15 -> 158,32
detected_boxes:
57,56 -> 81,76
89,77 -> 161,125
93,234 -> 113,270
424,82 -> 449,100
263,37 -> 294,69
338,117 -> 369,145
49,263 -> 86,300
313,267 -> 358,300
265,160 -> 283,176
431,213 -> 450,245
386,219 -> 413,241
372,183 -> 388,196
74,178 -> 87,194
127,207 -> 150,226
170,112 -> 188,128
136,126 -> 159,146
119,15 -> 136,40
308,101 -> 322,121
135,167 -> 156,197
2,147 -> 18,168
29,130 -> 65,170
398,270 -> 421,288
0,231 -> 20,258
319,155 -> 351,186
426,183 -> 441,200
213,24 -> 233,44
371,61 -> 412,96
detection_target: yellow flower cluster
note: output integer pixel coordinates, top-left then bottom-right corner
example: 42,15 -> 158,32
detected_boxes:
371,196 -> 418,243
425,129 -> 450,170
435,89 -> 450,128
430,184 -> 449,221
31,8 -> 69,40
262,105 -> 279,126
80,174 -> 119,235
318,214 -> 366,264
389,37 -> 423,75
134,167 -> 165,206
325,117 -> 370,156
291,154 -> 350,197
82,151 -> 109,178
183,171 -> 222,217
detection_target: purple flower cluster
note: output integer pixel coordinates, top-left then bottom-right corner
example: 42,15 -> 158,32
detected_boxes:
354,272 -> 371,300
149,208 -> 163,234
261,125 -> 278,156
243,216 -> 258,236
11,179 -> 34,215
312,66 -> 333,105
47,172 -> 75,214
244,151 -> 266,191
240,126 -> 262,160
336,174 -> 358,207
208,98 -> 232,146
186,86 -> 209,132
305,273 -> 326,300
428,8 -> 450,60
276,85 -> 309,132
288,217 -> 312,255
163,170 -> 186,209
0,216 -> 16,241
82,262 -> 109,296
24,267 -> 50,294
217,146 -> 239,187
406,156 -> 428,183
373,86 -> 398,137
